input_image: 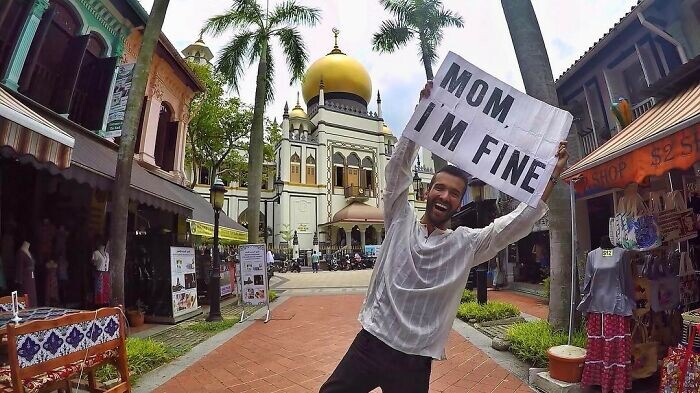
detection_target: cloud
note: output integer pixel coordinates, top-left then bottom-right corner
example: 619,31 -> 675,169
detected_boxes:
138,0 -> 638,137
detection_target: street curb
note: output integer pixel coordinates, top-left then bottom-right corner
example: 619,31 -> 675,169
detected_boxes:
452,318 -> 534,389
133,296 -> 291,393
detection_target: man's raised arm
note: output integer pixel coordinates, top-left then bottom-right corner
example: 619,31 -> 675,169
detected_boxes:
383,136 -> 419,225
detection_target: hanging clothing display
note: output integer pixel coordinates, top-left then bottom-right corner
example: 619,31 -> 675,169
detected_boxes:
578,247 -> 635,393
92,248 -> 110,306
15,248 -> 36,307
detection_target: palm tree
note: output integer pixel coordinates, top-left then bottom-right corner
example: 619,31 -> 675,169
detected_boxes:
202,0 -> 320,244
372,0 -> 463,171
501,0 -> 581,330
110,0 -> 170,306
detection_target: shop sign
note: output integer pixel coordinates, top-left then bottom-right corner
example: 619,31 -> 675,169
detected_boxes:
188,220 -> 247,243
364,245 -> 381,257
402,51 -> 572,207
106,63 -> 135,138
572,123 -> 700,197
239,244 -> 269,306
170,247 -> 198,317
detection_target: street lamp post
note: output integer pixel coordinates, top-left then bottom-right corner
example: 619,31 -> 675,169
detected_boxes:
469,177 -> 488,305
206,178 -> 226,322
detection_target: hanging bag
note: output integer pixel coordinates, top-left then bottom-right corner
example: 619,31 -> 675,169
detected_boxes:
660,323 -> 700,392
631,317 -> 658,380
633,255 -> 652,317
628,193 -> 662,251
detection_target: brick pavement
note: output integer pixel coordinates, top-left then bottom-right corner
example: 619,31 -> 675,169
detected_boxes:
487,290 -> 549,320
154,295 -> 532,393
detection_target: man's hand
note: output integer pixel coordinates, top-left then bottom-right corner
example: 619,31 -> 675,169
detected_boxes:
540,141 -> 570,202
419,80 -> 433,102
553,141 -> 569,178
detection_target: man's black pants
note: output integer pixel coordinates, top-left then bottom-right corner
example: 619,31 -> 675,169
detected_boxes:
319,329 -> 432,393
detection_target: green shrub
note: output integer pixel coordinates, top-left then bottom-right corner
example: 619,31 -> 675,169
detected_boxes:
269,290 -> 278,302
186,318 -> 238,333
456,301 -> 519,322
542,277 -> 551,299
461,290 -> 476,303
96,338 -> 184,383
506,320 -> 587,368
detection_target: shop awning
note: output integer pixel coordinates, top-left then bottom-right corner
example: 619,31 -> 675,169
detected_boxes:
562,81 -> 700,196
167,186 -> 248,243
0,86 -> 73,169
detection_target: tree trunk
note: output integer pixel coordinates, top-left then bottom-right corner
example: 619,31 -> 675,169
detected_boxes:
247,39 -> 268,244
108,0 -> 169,306
418,34 -> 446,172
501,0 -> 581,331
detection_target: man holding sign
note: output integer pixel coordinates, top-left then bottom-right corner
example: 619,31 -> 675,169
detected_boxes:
321,55 -> 570,393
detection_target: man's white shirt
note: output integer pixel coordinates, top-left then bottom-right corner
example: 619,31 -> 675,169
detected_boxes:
359,136 -> 548,360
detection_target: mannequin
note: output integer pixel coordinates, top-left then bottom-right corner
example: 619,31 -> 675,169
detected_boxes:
44,259 -> 59,306
36,218 -> 55,266
91,241 -> 110,307
578,236 -> 634,393
15,242 -> 37,307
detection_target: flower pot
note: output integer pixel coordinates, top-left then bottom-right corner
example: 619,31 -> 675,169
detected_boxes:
126,310 -> 145,327
547,345 -> 586,383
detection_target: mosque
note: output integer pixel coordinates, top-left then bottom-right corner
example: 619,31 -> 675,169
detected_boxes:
183,31 -> 437,253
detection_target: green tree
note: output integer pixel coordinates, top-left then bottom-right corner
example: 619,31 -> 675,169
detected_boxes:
501,0 -> 580,330
372,0 -> 463,170
109,0 -> 169,306
202,0 -> 320,244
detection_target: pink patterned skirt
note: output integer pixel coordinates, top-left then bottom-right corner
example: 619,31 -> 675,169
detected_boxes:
582,313 -> 632,393
94,271 -> 110,305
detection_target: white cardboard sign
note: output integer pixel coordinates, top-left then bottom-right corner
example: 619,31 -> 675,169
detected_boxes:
402,51 -> 572,207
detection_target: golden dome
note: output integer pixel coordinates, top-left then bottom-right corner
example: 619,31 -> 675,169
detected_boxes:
302,31 -> 372,104
332,202 -> 383,223
289,93 -> 308,119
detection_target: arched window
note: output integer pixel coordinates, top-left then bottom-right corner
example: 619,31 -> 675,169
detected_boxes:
154,102 -> 178,171
290,152 -> 301,183
20,1 -> 117,130
361,157 -> 374,190
305,155 -> 316,185
333,152 -> 345,188
336,228 -> 347,247
346,153 -> 360,188
199,167 -> 210,185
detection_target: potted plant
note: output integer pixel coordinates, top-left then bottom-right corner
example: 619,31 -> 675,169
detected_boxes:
126,300 -> 147,327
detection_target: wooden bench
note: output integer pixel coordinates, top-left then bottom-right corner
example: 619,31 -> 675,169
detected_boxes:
0,295 -> 29,313
0,307 -> 129,393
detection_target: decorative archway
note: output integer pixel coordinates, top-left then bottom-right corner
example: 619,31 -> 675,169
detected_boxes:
365,226 -> 378,245
237,209 -> 265,231
351,226 -> 361,248
336,228 -> 346,247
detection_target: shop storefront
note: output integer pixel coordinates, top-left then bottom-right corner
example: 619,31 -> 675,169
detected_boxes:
563,79 -> 700,389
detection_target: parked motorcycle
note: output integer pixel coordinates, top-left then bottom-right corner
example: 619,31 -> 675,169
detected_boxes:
289,259 -> 301,273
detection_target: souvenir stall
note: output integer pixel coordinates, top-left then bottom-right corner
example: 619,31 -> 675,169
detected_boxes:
562,81 -> 700,392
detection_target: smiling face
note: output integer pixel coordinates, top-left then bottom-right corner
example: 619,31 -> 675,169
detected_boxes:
424,171 -> 467,229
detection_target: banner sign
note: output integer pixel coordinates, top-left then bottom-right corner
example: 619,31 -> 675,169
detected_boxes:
170,247 -> 198,317
364,245 -> 381,258
402,51 -> 572,207
239,244 -> 269,306
106,63 -> 135,138
188,220 -> 247,243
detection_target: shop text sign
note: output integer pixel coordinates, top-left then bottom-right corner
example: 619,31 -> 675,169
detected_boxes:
402,52 -> 572,207
573,124 -> 700,196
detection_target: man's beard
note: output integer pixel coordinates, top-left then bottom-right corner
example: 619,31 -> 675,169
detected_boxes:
426,199 -> 455,227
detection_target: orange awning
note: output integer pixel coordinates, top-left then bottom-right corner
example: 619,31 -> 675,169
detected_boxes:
562,82 -> 700,196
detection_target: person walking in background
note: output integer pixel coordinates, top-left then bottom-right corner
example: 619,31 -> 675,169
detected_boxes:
311,251 -> 320,273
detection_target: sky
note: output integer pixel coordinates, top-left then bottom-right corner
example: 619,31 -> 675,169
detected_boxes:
137,0 -> 638,136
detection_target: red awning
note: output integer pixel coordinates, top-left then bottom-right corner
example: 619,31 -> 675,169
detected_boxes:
562,82 -> 700,196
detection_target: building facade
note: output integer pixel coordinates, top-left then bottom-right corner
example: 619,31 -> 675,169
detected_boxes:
191,34 -> 438,253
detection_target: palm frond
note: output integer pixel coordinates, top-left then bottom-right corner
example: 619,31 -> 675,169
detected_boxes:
275,27 -> 309,82
372,19 -> 414,53
268,1 -> 321,27
201,0 -> 263,36
379,0 -> 414,23
215,30 -> 255,92
418,35 -> 438,67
